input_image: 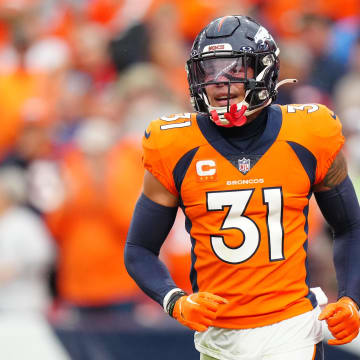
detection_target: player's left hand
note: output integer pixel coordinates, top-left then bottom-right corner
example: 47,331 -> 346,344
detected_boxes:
319,296 -> 360,345
224,104 -> 247,127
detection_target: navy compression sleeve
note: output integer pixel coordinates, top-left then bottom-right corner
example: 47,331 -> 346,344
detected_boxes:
124,193 -> 179,305
314,176 -> 360,306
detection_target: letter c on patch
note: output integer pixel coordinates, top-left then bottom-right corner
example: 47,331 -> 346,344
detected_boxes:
196,160 -> 216,176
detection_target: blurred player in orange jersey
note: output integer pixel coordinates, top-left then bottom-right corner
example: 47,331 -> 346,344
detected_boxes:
125,15 -> 360,359
45,118 -> 144,359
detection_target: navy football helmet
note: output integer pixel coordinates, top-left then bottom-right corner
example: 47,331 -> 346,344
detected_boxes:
186,15 -> 292,125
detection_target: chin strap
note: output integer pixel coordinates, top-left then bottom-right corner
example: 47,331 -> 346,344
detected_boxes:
209,78 -> 298,127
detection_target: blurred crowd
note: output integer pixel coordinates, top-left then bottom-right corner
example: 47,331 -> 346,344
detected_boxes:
0,0 -> 359,358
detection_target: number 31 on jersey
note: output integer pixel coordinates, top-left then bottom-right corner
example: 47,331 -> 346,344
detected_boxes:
207,187 -> 284,264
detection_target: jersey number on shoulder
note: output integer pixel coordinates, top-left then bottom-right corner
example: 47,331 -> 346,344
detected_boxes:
207,188 -> 284,264
160,113 -> 191,130
287,104 -> 319,113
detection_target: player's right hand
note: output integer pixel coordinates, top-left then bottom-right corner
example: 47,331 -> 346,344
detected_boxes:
172,292 -> 228,332
319,297 -> 360,345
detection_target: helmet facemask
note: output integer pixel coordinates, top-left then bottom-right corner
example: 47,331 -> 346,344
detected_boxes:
186,49 -> 280,122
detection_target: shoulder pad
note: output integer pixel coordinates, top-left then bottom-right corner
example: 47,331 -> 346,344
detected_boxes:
142,112 -> 201,196
280,103 -> 344,184
143,112 -> 197,150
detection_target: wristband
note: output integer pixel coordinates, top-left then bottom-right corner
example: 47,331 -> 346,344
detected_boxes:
163,288 -> 187,317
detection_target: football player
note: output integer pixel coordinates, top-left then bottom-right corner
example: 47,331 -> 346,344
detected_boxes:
125,15 -> 360,360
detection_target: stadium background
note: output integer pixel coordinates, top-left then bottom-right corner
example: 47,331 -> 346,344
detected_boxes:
0,0 -> 359,359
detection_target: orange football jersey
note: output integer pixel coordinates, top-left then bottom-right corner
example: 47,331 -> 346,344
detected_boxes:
143,104 -> 344,329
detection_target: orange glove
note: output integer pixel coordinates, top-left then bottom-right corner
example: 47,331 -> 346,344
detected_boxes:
319,297 -> 360,345
172,292 -> 228,332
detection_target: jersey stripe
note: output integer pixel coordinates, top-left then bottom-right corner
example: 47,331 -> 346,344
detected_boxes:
287,141 -> 317,187
173,147 -> 199,193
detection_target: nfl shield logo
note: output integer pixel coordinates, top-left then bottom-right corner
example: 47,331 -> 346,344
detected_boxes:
238,157 -> 251,175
